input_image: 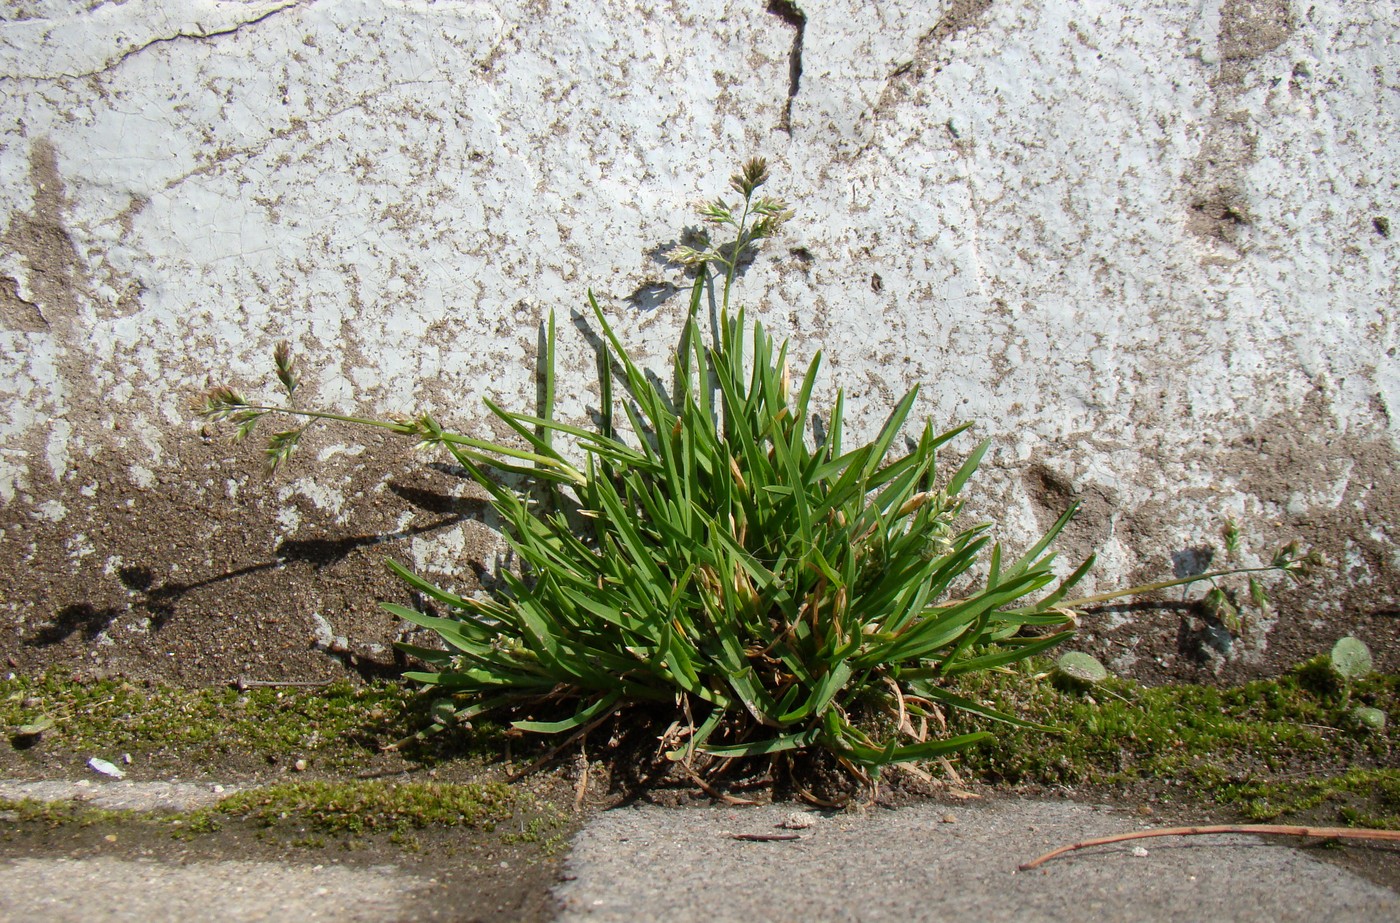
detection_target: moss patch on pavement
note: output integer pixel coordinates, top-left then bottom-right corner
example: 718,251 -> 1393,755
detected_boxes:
2,778 -> 568,856
0,673 -> 503,776
2,658 -> 1397,832
200,779 -> 566,846
947,656 -> 1399,828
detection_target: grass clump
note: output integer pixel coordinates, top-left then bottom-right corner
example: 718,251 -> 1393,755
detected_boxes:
197,159 -> 1311,784
200,160 -> 1098,779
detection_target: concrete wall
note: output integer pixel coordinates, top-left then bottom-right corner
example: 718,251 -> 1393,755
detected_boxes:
1,0 -> 1395,685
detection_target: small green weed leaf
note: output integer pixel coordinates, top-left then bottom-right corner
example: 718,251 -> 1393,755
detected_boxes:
429,698 -> 460,726
15,716 -> 54,737
1350,706 -> 1387,732
1331,637 -> 1373,680
1055,651 -> 1108,684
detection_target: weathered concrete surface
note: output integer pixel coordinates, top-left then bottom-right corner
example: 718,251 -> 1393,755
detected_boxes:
0,778 -> 238,811
0,778 -> 561,921
0,1 -> 1396,683
555,800 -> 1400,922
0,856 -> 431,923
1,785 -> 1394,922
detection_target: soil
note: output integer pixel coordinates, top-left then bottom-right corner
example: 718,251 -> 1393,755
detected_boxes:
3,379 -> 1395,695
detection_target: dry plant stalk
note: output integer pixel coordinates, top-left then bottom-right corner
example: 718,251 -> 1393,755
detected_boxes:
1020,824 -> 1400,871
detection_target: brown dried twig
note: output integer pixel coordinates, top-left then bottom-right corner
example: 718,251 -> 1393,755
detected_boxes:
231,677 -> 335,691
1020,824 -> 1400,871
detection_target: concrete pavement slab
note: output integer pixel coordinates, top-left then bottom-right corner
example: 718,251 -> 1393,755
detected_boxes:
554,799 -> 1400,922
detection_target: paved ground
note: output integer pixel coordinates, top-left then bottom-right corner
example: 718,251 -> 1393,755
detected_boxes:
1,782 -> 1397,922
555,800 -> 1400,923
0,779 -> 237,812
1,857 -> 430,923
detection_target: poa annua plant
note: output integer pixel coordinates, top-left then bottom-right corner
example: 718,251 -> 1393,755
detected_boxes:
198,160 -> 1313,783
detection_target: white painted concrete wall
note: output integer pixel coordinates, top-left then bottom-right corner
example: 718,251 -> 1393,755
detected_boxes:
1,0 -> 1395,679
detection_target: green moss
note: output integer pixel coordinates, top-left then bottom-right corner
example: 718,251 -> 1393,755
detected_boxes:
4,661 -> 1394,834
191,779 -> 566,847
2,780 -> 567,857
208,779 -> 527,835
947,659 -> 1399,828
0,673 -> 504,772
0,797 -> 138,828
1218,769 -> 1400,828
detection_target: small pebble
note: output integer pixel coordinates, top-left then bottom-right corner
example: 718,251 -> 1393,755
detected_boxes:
293,759 -> 308,772
1137,804 -> 1153,816
1131,846 -> 1149,858
87,757 -> 126,779
121,753 -> 132,765
211,784 -> 225,793
940,814 -> 956,824
780,812 -> 815,830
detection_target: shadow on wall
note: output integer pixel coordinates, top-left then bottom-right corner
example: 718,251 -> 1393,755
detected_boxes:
23,483 -> 491,646
25,604 -> 124,646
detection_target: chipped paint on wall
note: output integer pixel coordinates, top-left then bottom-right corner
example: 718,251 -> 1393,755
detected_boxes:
0,0 -> 1395,683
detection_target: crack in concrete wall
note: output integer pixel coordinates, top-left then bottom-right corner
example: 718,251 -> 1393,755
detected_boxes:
1184,0 -> 1298,252
765,0 -> 806,135
867,0 -> 993,126
0,0 -> 306,82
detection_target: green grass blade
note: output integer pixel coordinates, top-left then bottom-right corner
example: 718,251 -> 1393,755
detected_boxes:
384,558 -> 469,609
858,388 -> 919,485
538,309 -> 556,452
908,684 -> 1061,732
945,438 -> 990,498
842,732 -> 994,765
940,631 -> 1074,675
512,691 -> 622,734
701,725 -> 823,758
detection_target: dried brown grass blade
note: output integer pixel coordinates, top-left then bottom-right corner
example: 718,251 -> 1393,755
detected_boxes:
1020,824 -> 1400,871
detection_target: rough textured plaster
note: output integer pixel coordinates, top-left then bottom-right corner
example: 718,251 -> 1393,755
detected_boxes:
0,0 -> 1395,684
